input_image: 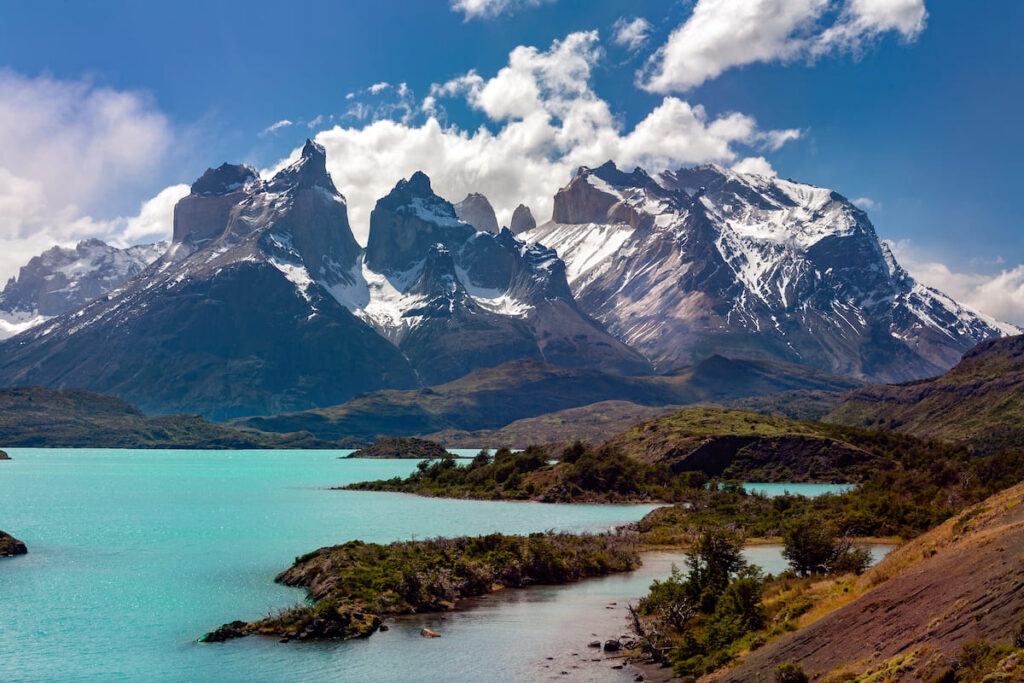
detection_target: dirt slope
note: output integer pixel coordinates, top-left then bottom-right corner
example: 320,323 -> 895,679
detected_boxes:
720,481 -> 1024,680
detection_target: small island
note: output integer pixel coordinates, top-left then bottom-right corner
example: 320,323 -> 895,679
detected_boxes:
0,530 -> 27,557
201,532 -> 638,642
0,449 -> 10,460
344,436 -> 449,459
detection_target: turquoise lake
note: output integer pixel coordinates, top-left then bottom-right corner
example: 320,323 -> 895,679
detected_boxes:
0,450 -> 881,682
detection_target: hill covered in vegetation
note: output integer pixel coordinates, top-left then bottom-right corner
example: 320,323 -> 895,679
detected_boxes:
0,386 -> 357,449
827,334 -> 1024,453
232,357 -> 861,442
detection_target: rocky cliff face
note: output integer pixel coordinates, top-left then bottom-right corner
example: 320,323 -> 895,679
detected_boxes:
453,192 -> 499,233
523,162 -> 1018,382
0,239 -> 166,339
509,204 -> 536,234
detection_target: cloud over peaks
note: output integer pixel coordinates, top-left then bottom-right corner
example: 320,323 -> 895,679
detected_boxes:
297,31 -> 800,241
0,70 -> 175,280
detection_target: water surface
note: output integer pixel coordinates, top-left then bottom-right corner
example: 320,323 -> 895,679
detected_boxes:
0,450 -> 881,682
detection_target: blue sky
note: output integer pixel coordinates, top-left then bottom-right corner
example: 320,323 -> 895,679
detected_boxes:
0,0 -> 1021,322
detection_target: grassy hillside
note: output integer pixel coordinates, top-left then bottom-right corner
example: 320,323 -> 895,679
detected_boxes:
727,389 -> 848,421
722,480 -> 1024,680
233,356 -> 862,442
827,334 -> 1024,453
0,386 -> 357,449
602,406 -> 924,482
423,400 -> 682,448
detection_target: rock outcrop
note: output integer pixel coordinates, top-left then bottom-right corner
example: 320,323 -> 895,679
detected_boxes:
509,204 -> 536,234
0,531 -> 27,557
453,192 -> 499,233
722,481 -> 1024,680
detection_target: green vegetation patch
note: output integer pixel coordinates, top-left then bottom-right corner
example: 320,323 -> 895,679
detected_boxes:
202,531 -> 639,642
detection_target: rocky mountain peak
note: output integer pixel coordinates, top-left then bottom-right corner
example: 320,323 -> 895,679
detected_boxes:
454,193 -> 499,233
190,163 -> 260,197
0,238 -> 167,337
407,243 -> 462,301
266,138 -> 338,195
366,172 -> 472,274
510,204 -> 536,234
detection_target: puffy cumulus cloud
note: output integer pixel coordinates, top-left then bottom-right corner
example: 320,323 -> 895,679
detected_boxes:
731,156 -> 777,177
888,240 -> 1024,327
612,17 -> 654,52
0,70 -> 174,280
450,0 -> 549,20
291,31 -> 799,241
640,0 -> 927,93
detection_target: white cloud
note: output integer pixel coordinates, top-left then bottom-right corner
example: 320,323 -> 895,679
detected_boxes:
0,70 -> 173,281
450,0 -> 549,20
112,184 -> 190,244
888,240 -> 1024,326
259,119 -> 293,136
818,0 -> 928,51
612,17 -> 653,52
280,31 -> 799,241
640,0 -> 928,93
368,82 -> 390,94
732,156 -> 777,177
852,196 -> 881,211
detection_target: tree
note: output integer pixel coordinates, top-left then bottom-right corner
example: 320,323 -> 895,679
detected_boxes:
783,517 -> 874,576
685,527 -> 747,612
638,564 -> 695,631
782,518 -> 838,576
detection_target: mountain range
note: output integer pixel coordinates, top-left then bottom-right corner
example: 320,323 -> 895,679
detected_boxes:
0,239 -> 165,339
0,141 -> 1015,420
522,161 -> 1017,382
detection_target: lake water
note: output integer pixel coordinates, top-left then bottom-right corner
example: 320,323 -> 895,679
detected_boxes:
0,450 -> 885,682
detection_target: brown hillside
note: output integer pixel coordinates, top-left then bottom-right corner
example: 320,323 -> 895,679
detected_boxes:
720,480 -> 1024,680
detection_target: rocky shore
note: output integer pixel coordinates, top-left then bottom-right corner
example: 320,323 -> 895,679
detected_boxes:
0,530 -> 27,557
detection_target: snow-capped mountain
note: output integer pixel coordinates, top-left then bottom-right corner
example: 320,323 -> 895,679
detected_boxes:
340,171 -> 648,383
0,141 -> 419,419
0,142 -> 645,417
0,239 -> 167,339
522,161 -> 1019,382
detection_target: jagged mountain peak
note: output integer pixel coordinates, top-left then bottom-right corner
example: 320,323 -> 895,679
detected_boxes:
265,138 -> 339,196
454,192 -> 499,233
510,204 -> 536,234
0,238 -> 168,339
190,163 -> 261,197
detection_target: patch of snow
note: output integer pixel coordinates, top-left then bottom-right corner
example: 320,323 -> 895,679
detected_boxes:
268,258 -> 314,302
0,311 -> 49,339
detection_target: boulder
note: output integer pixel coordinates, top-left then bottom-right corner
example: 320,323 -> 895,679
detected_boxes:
0,530 -> 27,557
420,628 -> 442,638
0,449 -> 9,459
603,639 -> 621,652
